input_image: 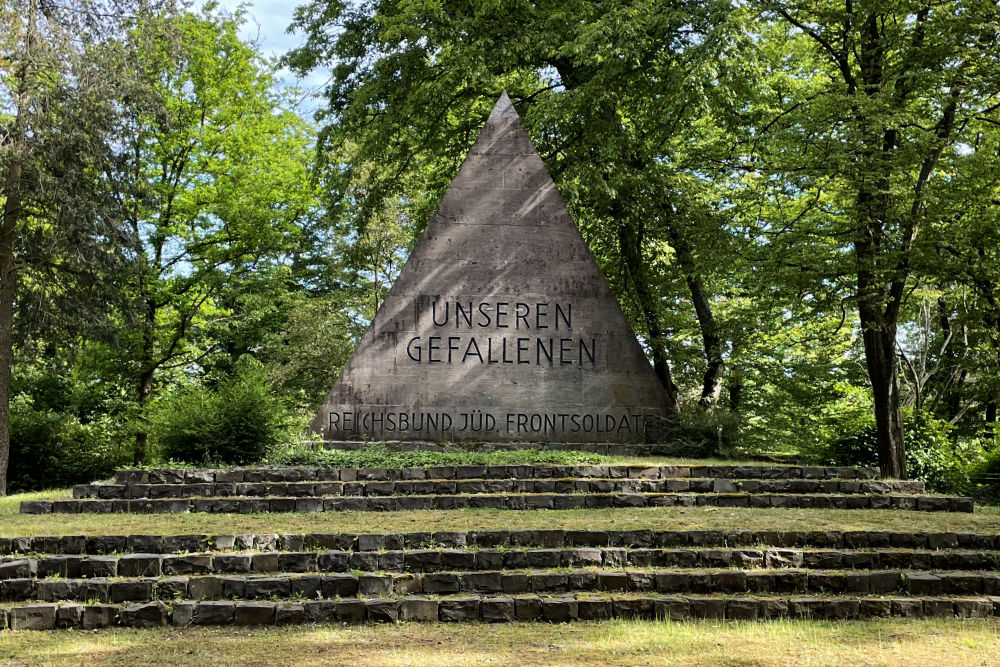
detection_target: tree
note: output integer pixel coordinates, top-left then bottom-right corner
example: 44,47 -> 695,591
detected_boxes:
0,0 -> 145,494
105,7 -> 318,463
752,0 -> 1000,477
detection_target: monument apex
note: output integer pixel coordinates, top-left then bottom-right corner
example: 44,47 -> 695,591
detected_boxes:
310,92 -> 669,443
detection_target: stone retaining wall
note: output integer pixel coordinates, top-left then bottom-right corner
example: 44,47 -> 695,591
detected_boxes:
5,593 -> 999,630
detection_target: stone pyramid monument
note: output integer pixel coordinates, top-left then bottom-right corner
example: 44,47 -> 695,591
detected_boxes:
311,93 -> 668,443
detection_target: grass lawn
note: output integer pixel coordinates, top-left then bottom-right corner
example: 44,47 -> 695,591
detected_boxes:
2,488 -> 999,537
1,619 -> 998,666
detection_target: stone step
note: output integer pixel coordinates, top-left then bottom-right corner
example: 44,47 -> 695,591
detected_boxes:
6,529 -> 997,556
76,477 -> 925,500
23,492 -> 972,515
7,568 -> 1000,604
4,592 -> 999,630
114,464 -> 881,485
5,547 -> 999,581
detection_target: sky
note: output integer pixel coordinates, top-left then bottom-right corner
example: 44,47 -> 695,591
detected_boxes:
207,0 -> 330,116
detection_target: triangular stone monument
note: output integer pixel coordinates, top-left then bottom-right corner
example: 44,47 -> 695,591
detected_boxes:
311,93 -> 668,443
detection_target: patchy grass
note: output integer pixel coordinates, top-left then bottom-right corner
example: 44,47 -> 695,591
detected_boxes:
2,488 -> 998,537
0,619 -> 998,666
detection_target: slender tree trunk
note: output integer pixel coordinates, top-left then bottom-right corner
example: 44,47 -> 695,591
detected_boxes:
728,373 -> 743,415
858,301 -> 907,478
662,213 -> 724,407
615,217 -> 679,415
0,160 -> 21,497
133,298 -> 157,465
0,0 -> 35,496
986,400 -> 997,441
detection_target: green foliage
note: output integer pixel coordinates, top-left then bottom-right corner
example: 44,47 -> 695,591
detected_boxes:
815,406 -> 992,495
263,444 -> 608,469
152,359 -> 292,465
658,407 -> 741,459
8,399 -> 130,492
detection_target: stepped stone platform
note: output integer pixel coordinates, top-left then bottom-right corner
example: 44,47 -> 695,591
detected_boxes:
21,464 -> 975,515
1,528 -> 999,630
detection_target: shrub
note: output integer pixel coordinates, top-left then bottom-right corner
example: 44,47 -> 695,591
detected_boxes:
654,406 -> 741,458
153,358 -> 291,465
817,409 -> 991,494
8,395 -> 131,491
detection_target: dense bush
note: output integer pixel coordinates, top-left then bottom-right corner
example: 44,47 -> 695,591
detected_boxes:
816,409 -> 992,495
655,406 -> 741,458
152,358 -> 292,465
8,396 -> 131,492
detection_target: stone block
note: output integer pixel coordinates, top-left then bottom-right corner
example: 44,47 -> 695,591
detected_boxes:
907,573 -> 942,596
440,549 -> 476,570
859,599 -> 892,618
214,554 -> 252,574
0,558 -> 35,579
162,553 -> 212,575
358,574 -> 393,596
439,597 -> 481,622
514,595 -> 542,620
10,604 -> 57,630
540,596 -> 578,622
188,576 -> 224,600
423,573 -> 461,594
400,597 -> 438,621
303,600 -> 337,624
366,599 -> 398,623
275,602 -> 306,626
481,597 -> 515,622
322,574 -> 359,598
122,601 -> 168,628
154,577 -> 189,600
82,604 -> 121,630
726,599 -> 759,620
688,597 -> 725,619
251,552 -> 280,573
75,556 -> 114,579
335,599 -> 366,623
244,577 -> 290,599
463,571 -> 503,593
578,597 -> 613,620
277,552 -> 317,573
38,579 -> 83,602
111,579 -> 153,603
53,604 -> 83,629
119,554 -> 161,578
195,601 -> 235,625
531,572 -> 568,593
501,573 -> 530,594
922,598 -> 955,617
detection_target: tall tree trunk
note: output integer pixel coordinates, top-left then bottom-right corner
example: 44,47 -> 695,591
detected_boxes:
133,298 -> 157,465
662,212 -> 724,407
986,400 -> 997,441
615,216 -> 679,415
0,0 -> 35,496
0,157 -> 21,498
859,314 -> 907,478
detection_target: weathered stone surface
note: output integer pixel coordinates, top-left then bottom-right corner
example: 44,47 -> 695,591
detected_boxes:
119,554 -> 161,577
366,599 -> 398,623
83,604 -> 121,629
481,597 -> 515,622
310,93 -> 668,444
440,597 -> 481,622
399,597 -> 439,622
11,604 -> 57,630
196,601 -> 235,625
122,601 -> 168,628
